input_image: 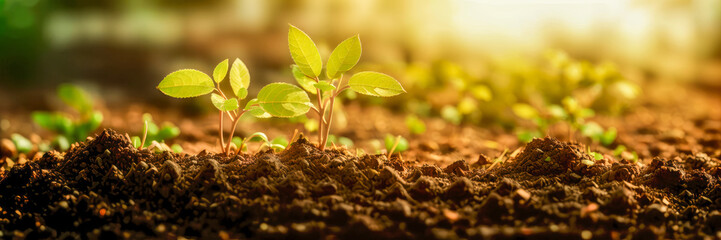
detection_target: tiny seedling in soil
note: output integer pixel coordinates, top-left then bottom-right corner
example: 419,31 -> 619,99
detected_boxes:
157,58 -> 271,155
130,113 -> 182,153
230,132 -> 288,153
31,84 -> 103,151
405,115 -> 426,135
385,134 -> 409,159
274,24 -> 406,150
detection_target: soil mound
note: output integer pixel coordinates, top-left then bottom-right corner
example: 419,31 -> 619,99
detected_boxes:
1,129 -> 720,239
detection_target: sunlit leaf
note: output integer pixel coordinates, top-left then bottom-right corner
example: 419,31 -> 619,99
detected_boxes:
512,103 -> 539,120
348,71 -> 405,97
229,58 -> 251,99
292,65 -> 317,93
314,81 -> 336,92
213,59 -> 229,83
158,69 -> 215,98
326,35 -> 361,79
171,144 -> 183,153
211,93 -> 239,111
11,134 -> 32,154
257,83 -> 311,118
384,134 -> 409,153
58,83 -> 93,113
288,25 -> 322,77
405,115 -> 426,135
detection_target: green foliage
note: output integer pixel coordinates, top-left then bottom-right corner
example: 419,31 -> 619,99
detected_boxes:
348,72 -> 406,97
288,25 -> 322,77
273,25 -> 405,150
11,134 -> 32,154
326,35 -> 362,79
158,58 -> 274,154
441,106 -> 462,125
157,69 -> 215,98
32,84 -> 103,150
405,115 -> 426,135
385,134 -> 409,155
257,83 -> 311,118
132,113 -> 180,148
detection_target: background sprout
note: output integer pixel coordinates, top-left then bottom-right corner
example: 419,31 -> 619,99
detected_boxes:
31,83 -> 103,151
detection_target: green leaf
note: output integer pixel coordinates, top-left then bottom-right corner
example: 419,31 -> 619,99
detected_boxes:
244,98 -> 259,110
348,71 -> 405,97
326,35 -> 361,79
248,106 -> 272,118
600,127 -> 617,146
157,123 -> 180,141
270,137 -> 289,151
314,81 -> 336,92
384,134 -> 409,153
171,144 -> 183,153
247,132 -> 269,143
288,25 -> 322,77
470,85 -> 492,101
338,137 -> 354,147
229,58 -> 251,99
441,106 -> 462,125
405,115 -> 426,135
11,134 -> 32,154
512,103 -> 539,120
131,136 -> 142,148
211,93 -> 240,111
257,83 -> 311,118
53,135 -> 70,151
292,65 -> 317,93
57,84 -> 93,113
213,59 -> 229,83
158,69 -> 215,98
231,136 -> 243,147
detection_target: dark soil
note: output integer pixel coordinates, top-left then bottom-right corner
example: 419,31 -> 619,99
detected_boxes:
1,129 -> 720,239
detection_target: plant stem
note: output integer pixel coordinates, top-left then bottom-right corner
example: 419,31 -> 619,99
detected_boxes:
219,110 -> 226,153
225,112 -> 244,154
139,120 -> 148,150
316,87 -> 326,150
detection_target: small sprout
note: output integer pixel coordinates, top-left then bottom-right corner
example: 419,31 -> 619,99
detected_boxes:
384,134 -> 409,158
590,152 -> 603,161
441,105 -> 462,125
171,144 -> 183,153
131,113 -> 180,150
11,134 -> 32,154
544,156 -> 552,162
32,84 -> 103,149
405,115 -> 426,135
269,137 -> 289,151
337,137 -> 354,147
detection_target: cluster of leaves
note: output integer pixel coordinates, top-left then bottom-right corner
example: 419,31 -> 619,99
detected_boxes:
31,84 -> 103,151
157,25 -> 405,153
130,113 -> 182,153
398,50 -> 640,126
512,96 -> 617,145
230,132 -> 289,153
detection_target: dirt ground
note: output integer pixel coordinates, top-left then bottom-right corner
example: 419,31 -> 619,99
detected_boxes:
0,81 -> 720,239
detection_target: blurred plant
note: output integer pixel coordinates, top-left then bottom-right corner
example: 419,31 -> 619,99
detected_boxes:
405,115 -> 426,135
231,132 -> 288,153
11,134 -> 33,154
512,96 -> 617,146
157,58 -> 271,155
32,84 -> 103,151
385,134 -> 409,158
130,113 -> 182,153
260,25 -> 404,150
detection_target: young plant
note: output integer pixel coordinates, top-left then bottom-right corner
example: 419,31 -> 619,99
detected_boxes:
130,113 -> 182,152
385,134 -> 409,159
157,58 -> 270,155
32,84 -> 103,151
231,132 -> 288,153
260,25 -> 405,150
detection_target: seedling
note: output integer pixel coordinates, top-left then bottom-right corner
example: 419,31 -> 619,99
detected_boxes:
405,115 -> 426,135
263,25 -> 405,150
157,58 -> 271,154
11,134 -> 32,154
385,134 -> 409,159
32,84 -> 103,151
230,132 -> 287,153
130,113 -> 182,152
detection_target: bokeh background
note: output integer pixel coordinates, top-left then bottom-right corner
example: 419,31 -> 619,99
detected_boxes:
1,0 -> 720,111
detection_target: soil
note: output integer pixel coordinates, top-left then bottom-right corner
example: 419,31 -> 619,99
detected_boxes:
0,82 -> 720,239
0,126 -> 719,239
